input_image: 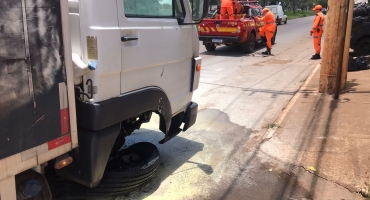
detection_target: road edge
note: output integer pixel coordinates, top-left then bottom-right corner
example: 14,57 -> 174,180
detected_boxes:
263,64 -> 321,140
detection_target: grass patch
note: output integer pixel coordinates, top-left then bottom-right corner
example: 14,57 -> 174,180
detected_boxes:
263,122 -> 281,129
286,10 -> 315,20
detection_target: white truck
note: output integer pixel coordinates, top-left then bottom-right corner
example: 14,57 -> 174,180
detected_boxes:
0,0 -> 208,199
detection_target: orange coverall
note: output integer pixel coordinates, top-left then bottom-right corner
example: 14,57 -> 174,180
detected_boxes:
258,11 -> 276,49
311,12 -> 325,54
220,0 -> 234,20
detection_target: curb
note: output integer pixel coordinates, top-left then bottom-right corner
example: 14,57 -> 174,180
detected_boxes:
263,64 -> 321,140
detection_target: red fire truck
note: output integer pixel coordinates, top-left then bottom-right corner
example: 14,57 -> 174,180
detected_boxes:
199,1 -> 277,53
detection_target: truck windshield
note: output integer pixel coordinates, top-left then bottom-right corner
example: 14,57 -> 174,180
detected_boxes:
251,8 -> 261,16
269,7 -> 278,15
124,0 -> 175,17
190,0 -> 207,22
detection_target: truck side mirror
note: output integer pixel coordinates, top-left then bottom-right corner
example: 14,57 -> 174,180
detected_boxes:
191,0 -> 210,22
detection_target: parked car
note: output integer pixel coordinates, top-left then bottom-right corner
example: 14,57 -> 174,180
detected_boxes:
322,8 -> 327,15
265,5 -> 287,25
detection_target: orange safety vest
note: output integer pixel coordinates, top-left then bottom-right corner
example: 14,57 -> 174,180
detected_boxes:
221,0 -> 232,7
312,12 -> 325,33
259,12 -> 276,31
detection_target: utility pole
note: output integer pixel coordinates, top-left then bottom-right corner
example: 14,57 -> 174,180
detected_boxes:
319,0 -> 353,96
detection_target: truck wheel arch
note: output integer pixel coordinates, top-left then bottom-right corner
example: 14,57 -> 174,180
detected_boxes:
57,87 -> 174,187
75,87 -> 172,133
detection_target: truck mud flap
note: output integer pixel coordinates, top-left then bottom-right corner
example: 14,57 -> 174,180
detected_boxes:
56,123 -> 120,188
159,102 -> 198,144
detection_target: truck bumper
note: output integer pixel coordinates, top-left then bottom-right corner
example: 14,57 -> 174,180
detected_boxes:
199,36 -> 241,43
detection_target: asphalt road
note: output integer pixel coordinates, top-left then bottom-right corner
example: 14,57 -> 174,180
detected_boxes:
125,16 -> 325,200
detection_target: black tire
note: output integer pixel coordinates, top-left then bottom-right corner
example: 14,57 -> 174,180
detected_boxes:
15,170 -> 52,200
58,169 -> 160,199
284,18 -> 287,24
99,164 -> 159,183
354,37 -> 370,56
104,142 -> 160,179
75,169 -> 159,196
205,43 -> 216,51
242,33 -> 256,53
278,18 -> 282,25
354,4 -> 369,17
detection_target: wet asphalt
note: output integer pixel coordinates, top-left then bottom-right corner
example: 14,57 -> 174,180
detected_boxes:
122,17 -> 328,200
50,17 -> 326,200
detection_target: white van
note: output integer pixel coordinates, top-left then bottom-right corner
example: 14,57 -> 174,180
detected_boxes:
266,5 -> 288,25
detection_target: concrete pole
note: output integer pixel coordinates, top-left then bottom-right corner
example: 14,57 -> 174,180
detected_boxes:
319,0 -> 349,94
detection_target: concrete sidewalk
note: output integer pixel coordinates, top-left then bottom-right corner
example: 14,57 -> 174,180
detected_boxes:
261,65 -> 370,199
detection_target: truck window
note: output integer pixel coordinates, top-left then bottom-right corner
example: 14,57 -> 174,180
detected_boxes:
251,8 -> 261,16
175,0 -> 185,18
124,0 -> 183,18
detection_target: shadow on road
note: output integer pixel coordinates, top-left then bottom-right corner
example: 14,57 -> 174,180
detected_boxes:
200,43 -> 267,57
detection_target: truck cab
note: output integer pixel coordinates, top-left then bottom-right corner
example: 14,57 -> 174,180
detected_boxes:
58,0 -> 209,188
0,0 -> 209,198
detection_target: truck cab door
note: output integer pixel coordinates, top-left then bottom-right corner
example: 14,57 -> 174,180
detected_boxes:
116,0 -> 194,114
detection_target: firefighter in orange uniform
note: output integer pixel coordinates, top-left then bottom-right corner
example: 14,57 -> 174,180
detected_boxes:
310,5 -> 325,60
257,8 -> 276,55
220,0 -> 234,20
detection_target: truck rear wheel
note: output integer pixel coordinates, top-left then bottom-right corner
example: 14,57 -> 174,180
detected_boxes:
205,43 -> 216,51
15,170 -> 52,200
243,33 -> 256,53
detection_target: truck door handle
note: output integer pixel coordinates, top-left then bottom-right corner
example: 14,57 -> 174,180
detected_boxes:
121,37 -> 138,42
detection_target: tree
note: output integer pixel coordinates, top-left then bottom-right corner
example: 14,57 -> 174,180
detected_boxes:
210,0 -> 218,5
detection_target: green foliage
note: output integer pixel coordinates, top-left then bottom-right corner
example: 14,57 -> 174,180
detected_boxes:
210,0 -> 219,5
286,10 -> 315,19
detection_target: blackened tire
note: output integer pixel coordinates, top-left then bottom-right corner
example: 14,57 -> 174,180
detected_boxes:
205,43 -> 216,51
354,4 -> 369,17
284,18 -> 287,24
52,143 -> 161,199
242,33 -> 256,53
59,169 -> 160,198
104,142 -> 160,179
354,37 -> 370,56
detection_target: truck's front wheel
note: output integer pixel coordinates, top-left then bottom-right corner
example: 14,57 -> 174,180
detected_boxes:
205,43 -> 216,51
243,33 -> 256,53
